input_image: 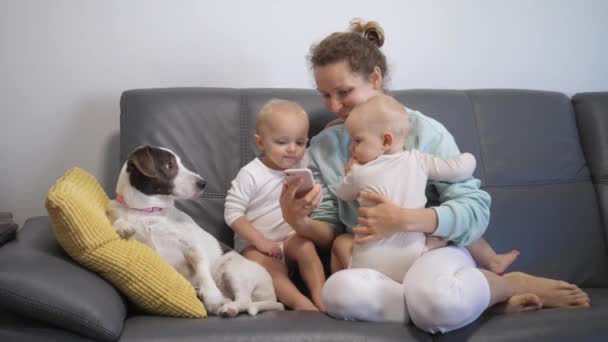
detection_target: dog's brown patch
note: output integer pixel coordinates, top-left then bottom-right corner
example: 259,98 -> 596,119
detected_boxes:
127,145 -> 179,195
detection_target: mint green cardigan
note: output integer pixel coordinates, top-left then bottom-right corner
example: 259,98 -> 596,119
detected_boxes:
308,109 -> 491,246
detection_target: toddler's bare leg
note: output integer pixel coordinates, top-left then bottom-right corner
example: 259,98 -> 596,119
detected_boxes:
330,233 -> 353,274
242,247 -> 318,311
424,236 -> 448,251
284,235 -> 327,312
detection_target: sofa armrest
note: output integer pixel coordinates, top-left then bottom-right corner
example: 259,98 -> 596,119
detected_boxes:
0,212 -> 18,246
0,217 -> 127,342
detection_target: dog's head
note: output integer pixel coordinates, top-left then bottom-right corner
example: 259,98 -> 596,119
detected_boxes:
116,145 -> 206,209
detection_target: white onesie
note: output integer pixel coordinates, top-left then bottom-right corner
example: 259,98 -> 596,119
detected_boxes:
336,149 -> 476,282
224,157 -> 307,252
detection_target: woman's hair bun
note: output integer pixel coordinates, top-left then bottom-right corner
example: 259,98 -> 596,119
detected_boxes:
349,18 -> 385,48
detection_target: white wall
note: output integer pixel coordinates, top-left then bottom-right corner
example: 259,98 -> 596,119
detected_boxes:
1,0 -> 607,226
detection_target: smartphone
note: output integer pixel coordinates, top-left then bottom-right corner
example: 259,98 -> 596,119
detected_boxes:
284,168 -> 315,198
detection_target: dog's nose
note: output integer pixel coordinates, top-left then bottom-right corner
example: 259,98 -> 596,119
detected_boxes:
196,179 -> 206,190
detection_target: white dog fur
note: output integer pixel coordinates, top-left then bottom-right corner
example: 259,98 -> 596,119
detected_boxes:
106,145 -> 284,317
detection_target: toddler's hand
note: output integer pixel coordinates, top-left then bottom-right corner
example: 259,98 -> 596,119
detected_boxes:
255,238 -> 283,259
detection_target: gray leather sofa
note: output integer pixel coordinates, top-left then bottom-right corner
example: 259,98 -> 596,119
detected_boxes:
1,88 -> 607,342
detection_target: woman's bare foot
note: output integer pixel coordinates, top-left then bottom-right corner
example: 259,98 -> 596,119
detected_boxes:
504,272 -> 591,308
492,293 -> 542,314
485,250 -> 520,275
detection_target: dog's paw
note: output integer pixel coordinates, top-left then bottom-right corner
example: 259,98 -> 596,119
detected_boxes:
113,220 -> 135,239
198,288 -> 224,314
218,302 -> 240,318
247,305 -> 259,316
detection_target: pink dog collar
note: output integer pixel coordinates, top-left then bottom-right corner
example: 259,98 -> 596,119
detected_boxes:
116,194 -> 164,212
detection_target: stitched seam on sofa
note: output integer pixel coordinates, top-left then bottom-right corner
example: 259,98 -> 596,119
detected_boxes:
593,175 -> 608,185
240,90 -> 248,167
0,287 -> 116,339
201,193 -> 226,199
482,178 -> 592,189
201,178 -> 595,197
464,91 -> 488,181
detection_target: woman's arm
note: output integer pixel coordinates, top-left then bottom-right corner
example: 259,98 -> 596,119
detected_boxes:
280,178 -> 337,249
425,133 -> 491,246
289,126 -> 353,248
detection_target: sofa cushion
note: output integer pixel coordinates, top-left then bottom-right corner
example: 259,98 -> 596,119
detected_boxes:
119,88 -> 331,246
45,167 -> 206,319
0,216 -> 126,342
0,309 -> 96,342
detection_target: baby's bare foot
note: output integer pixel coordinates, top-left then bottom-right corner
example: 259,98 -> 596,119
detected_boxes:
499,293 -> 542,314
294,303 -> 320,311
291,299 -> 320,311
312,296 -> 326,313
486,250 -> 520,275
504,272 -> 591,309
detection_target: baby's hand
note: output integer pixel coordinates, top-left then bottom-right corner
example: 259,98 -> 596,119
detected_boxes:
344,157 -> 356,175
255,238 -> 283,259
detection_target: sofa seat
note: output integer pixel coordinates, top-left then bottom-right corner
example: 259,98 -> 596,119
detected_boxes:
120,311 -> 431,342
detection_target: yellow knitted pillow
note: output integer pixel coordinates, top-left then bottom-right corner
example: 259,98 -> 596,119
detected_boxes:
45,167 -> 206,318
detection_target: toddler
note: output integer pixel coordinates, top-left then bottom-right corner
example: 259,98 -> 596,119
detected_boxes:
336,94 -> 519,282
225,99 -> 326,311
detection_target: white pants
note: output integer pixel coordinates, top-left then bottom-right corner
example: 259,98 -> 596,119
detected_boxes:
322,246 -> 491,333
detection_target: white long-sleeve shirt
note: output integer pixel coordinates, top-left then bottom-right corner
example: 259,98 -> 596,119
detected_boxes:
224,158 -> 306,252
336,149 -> 476,282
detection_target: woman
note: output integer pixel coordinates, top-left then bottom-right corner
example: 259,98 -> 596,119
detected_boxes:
280,19 -> 590,333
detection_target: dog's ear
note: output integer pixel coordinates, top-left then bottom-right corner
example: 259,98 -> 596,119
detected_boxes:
128,145 -> 158,178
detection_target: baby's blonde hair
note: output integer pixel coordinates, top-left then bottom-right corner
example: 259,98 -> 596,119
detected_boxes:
255,99 -> 308,135
349,94 -> 409,142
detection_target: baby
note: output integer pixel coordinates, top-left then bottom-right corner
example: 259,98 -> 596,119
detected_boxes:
224,99 -> 326,312
336,94 -> 519,283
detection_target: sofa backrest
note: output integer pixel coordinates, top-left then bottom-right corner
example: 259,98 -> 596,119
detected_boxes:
573,93 -> 608,246
120,88 -> 608,287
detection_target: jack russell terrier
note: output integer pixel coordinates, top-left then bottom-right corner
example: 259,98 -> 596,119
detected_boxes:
106,145 -> 284,317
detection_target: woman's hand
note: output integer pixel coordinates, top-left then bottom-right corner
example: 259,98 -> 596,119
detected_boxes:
353,191 -> 438,244
280,177 -> 322,231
